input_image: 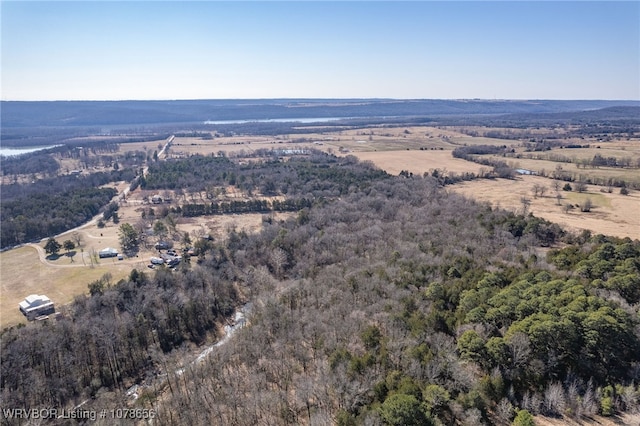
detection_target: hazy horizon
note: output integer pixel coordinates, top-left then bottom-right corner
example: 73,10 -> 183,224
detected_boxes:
2,97 -> 640,103
2,1 -> 639,101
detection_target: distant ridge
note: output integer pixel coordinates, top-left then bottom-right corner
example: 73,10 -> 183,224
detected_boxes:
500,105 -> 640,121
2,99 -> 639,128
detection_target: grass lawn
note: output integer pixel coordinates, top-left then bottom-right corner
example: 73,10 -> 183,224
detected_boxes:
0,245 -> 135,328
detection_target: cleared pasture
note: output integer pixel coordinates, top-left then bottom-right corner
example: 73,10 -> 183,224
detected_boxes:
351,150 -> 487,176
0,245 -> 133,328
450,175 -> 640,241
520,143 -> 640,164
168,125 -> 513,158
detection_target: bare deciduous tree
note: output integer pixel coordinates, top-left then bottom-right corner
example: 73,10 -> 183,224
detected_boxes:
269,247 -> 288,278
544,382 -> 566,415
496,398 -> 514,423
72,231 -> 83,248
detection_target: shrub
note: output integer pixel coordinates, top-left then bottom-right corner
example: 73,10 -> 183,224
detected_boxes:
512,409 -> 535,426
580,198 -> 593,212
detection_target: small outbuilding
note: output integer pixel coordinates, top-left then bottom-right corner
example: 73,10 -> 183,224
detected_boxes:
515,168 -> 537,176
19,294 -> 55,321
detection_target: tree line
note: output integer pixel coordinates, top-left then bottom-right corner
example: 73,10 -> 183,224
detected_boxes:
177,198 -> 314,217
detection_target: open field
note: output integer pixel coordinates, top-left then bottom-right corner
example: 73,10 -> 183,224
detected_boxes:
351,150 -> 487,176
450,175 -> 640,240
168,125 -> 512,158
113,139 -> 168,153
0,245 -> 134,327
522,143 -> 640,162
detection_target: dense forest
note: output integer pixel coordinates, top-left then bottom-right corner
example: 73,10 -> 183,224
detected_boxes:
0,152 -> 60,176
1,153 -> 638,425
141,152 -> 388,197
0,169 -> 135,249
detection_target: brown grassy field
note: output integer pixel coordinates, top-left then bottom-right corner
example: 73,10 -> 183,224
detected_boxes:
525,143 -> 640,162
0,245 -> 134,327
450,175 -> 640,240
115,139 -> 168,153
352,150 -> 488,176
168,125 -> 511,158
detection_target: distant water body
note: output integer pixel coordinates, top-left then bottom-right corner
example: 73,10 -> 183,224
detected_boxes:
0,146 -> 59,157
203,117 -> 353,125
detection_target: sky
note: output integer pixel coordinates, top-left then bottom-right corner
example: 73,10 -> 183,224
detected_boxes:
1,1 -> 639,101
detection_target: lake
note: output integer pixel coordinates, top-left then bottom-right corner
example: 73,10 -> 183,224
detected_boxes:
203,117 -> 354,125
0,146 -> 60,157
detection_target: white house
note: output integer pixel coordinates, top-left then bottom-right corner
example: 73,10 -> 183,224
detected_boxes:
19,294 -> 55,321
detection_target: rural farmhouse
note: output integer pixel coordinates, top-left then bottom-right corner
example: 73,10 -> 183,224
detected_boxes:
19,294 -> 55,321
98,247 -> 119,258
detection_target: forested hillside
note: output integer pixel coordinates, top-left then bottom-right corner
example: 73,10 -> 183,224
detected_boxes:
154,175 -> 639,425
4,99 -> 638,128
1,154 -> 638,425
